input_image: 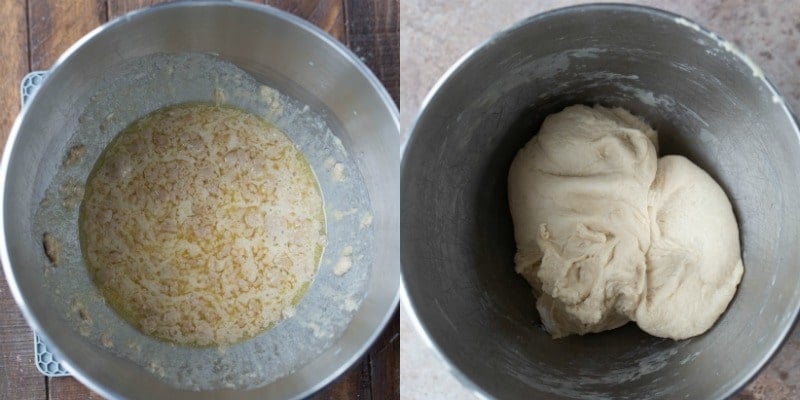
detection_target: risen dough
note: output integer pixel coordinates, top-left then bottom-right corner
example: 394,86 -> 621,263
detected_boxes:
637,155 -> 744,339
508,104 -> 743,340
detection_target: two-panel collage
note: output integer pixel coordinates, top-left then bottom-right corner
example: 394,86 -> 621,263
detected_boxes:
0,1 -> 798,399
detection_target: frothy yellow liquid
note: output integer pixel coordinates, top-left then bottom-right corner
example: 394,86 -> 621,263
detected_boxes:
80,103 -> 325,346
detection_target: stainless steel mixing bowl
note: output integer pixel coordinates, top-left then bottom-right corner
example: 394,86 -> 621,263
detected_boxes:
402,4 -> 800,399
1,2 -> 398,399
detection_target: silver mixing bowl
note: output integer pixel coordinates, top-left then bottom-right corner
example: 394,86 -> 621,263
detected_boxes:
402,4 -> 800,399
1,2 -> 398,399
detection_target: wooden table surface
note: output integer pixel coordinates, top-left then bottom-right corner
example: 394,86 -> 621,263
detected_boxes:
0,1 -> 399,399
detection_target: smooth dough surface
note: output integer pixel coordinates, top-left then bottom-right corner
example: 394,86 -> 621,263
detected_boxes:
508,104 -> 743,340
637,155 -> 744,339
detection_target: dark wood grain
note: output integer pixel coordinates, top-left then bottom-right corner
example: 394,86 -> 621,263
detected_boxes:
109,0 -> 346,43
0,288 -> 45,400
28,0 -> 106,71
107,0 -> 170,18
0,0 -> 45,398
265,0 -> 346,43
48,378 -> 103,400
309,355 -> 372,400
108,0 -> 267,18
0,285 -> 46,400
344,0 -> 399,104
0,0 -> 29,149
370,309 -> 400,400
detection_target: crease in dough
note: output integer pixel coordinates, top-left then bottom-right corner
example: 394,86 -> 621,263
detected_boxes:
508,104 -> 743,340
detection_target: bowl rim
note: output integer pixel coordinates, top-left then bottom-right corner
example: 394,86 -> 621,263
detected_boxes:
400,3 -> 800,399
1,1 -> 399,399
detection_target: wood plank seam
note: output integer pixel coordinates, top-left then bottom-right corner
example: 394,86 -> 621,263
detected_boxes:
342,0 -> 352,48
25,0 -> 32,72
101,0 -> 109,24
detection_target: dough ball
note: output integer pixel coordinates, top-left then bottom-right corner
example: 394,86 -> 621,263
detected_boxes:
508,104 -> 744,340
508,105 -> 658,337
635,155 -> 744,339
